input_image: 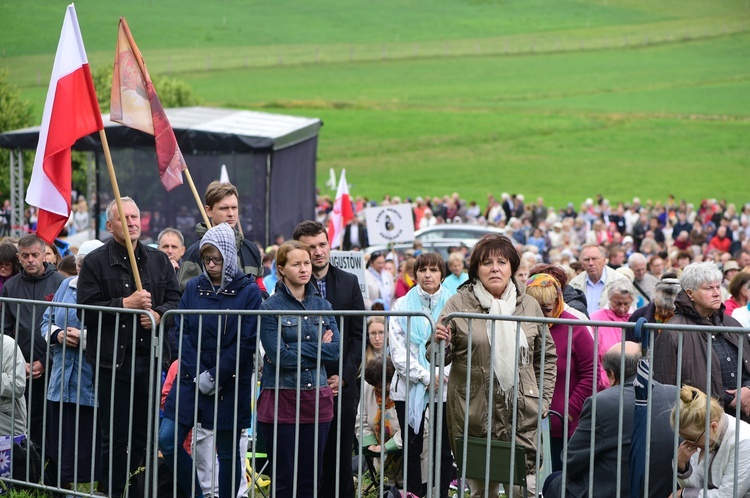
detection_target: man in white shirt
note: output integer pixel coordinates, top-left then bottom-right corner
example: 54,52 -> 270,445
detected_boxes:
570,244 -> 627,314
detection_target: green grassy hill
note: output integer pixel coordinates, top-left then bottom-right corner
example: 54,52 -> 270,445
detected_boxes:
1,0 -> 748,208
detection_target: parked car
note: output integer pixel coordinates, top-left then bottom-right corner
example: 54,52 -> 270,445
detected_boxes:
364,224 -> 507,262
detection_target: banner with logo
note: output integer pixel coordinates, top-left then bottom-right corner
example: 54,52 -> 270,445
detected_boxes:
364,204 -> 415,245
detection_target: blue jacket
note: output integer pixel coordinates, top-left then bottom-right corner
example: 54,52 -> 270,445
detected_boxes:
163,271 -> 262,431
41,276 -> 96,406
260,281 -> 340,391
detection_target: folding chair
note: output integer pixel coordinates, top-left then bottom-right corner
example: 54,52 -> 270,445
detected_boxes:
245,443 -> 270,498
360,444 -> 403,494
454,436 -> 529,498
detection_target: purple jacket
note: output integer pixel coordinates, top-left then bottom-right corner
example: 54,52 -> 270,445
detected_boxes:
549,310 -> 596,437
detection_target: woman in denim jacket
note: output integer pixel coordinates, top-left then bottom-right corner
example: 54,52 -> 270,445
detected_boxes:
41,239 -> 104,489
257,240 -> 340,498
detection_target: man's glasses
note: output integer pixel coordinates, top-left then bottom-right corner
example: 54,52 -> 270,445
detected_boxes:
202,256 -> 223,266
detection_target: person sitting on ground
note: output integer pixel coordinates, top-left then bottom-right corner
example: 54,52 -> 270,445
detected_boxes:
355,355 -> 403,486
670,385 -> 750,497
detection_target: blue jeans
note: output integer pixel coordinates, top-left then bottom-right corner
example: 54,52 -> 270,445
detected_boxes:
159,418 -> 244,498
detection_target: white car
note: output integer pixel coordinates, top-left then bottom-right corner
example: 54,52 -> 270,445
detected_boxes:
364,224 -> 507,261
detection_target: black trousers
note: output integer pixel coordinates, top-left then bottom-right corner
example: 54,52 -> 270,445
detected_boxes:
395,400 -> 453,498
259,421 -> 330,498
96,356 -> 151,498
26,376 -> 48,449
319,396 -> 357,498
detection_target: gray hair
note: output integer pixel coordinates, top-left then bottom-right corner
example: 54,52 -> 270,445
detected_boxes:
606,278 -> 637,301
602,347 -> 641,383
158,227 -> 184,247
680,262 -> 722,292
627,252 -> 647,266
653,278 -> 681,311
106,197 -> 139,222
581,243 -> 606,258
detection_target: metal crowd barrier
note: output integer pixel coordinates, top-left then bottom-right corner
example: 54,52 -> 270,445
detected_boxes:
0,295 -> 748,498
0,296 -> 158,497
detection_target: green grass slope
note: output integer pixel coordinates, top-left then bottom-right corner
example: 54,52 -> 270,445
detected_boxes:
1,0 -> 748,207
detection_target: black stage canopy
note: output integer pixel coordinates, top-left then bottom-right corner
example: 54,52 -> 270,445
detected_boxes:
0,106 -> 322,246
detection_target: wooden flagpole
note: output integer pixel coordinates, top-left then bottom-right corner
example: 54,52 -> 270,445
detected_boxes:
185,169 -> 211,229
99,129 -> 142,290
118,18 -> 211,229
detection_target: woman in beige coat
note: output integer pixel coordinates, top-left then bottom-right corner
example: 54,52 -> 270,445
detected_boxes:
435,234 -> 556,497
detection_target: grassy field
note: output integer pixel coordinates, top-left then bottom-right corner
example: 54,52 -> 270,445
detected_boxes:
1,0 -> 749,209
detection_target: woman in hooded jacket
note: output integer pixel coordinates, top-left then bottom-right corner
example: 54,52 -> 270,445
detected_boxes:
160,223 -> 262,498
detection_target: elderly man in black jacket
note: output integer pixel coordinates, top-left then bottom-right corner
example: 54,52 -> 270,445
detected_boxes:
77,197 -> 180,498
294,220 -> 365,498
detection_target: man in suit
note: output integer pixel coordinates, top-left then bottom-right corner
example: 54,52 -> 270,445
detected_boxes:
342,216 -> 368,251
293,220 -> 365,498
543,342 -> 677,498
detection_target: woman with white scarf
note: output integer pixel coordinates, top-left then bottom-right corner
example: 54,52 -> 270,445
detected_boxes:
389,252 -> 454,498
435,234 -> 556,497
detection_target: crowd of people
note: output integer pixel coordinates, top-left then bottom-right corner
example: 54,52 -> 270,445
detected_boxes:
0,187 -> 749,497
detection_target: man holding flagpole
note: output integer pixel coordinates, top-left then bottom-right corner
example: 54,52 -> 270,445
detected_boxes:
77,197 -> 180,497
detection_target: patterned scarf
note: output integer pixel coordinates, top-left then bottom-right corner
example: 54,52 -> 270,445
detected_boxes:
526,273 -> 565,324
373,387 -> 395,443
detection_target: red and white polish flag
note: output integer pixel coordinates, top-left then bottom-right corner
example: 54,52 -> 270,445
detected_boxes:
328,169 -> 354,250
26,4 -> 103,244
